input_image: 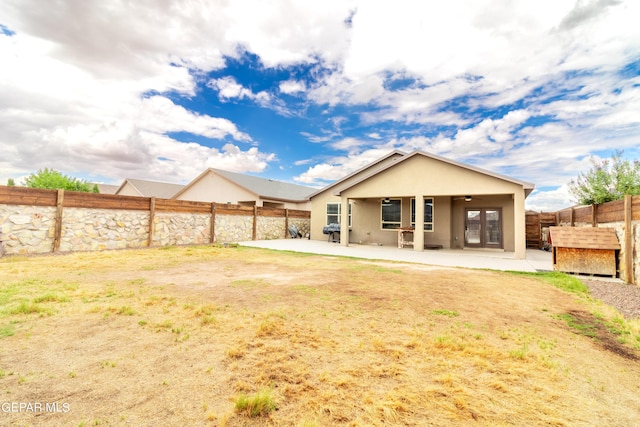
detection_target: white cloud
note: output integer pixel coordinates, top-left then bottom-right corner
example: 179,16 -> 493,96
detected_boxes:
0,0 -> 357,183
305,0 -> 640,128
208,76 -> 270,106
525,185 -> 574,212
279,80 -> 306,94
222,0 -> 356,67
300,131 -> 339,144
0,0 -> 638,199
294,147 -> 399,186
0,2 -> 276,183
140,96 -> 252,142
329,137 -> 368,152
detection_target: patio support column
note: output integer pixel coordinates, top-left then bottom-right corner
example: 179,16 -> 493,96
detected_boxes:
340,195 -> 349,247
514,190 -> 526,259
414,195 -> 424,251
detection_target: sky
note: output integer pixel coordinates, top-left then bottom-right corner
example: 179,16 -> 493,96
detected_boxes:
1,0 -> 639,211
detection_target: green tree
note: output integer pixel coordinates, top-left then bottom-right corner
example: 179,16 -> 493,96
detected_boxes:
24,168 -> 99,193
7,178 -> 15,186
568,151 -> 640,205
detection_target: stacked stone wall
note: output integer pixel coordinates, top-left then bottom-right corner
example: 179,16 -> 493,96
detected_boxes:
0,202 -> 309,256
60,208 -> 149,252
214,215 -> 254,243
153,213 -> 210,246
257,216 -> 286,240
0,205 -> 56,255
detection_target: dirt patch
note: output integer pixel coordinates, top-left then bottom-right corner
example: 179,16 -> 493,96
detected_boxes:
1,246 -> 639,426
560,309 -> 638,361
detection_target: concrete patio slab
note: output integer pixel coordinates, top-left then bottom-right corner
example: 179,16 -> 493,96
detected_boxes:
239,239 -> 553,273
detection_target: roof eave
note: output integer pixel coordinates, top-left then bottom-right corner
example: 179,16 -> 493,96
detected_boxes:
307,150 -> 407,199
259,196 -> 310,204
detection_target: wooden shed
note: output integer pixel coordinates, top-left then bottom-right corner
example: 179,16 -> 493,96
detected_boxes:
549,226 -> 620,277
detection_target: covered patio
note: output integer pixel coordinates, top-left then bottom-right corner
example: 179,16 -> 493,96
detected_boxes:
309,151 -> 535,259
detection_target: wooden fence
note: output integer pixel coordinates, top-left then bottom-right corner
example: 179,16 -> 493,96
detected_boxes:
526,194 -> 640,284
0,186 -> 310,255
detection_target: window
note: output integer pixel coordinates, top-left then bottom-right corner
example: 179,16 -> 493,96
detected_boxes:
326,202 -> 352,227
381,198 -> 401,229
411,198 -> 434,231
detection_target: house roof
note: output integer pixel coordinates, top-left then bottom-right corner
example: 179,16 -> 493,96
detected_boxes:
116,178 -> 185,199
549,226 -> 621,250
173,168 -> 315,202
329,150 -> 535,197
307,150 -> 406,199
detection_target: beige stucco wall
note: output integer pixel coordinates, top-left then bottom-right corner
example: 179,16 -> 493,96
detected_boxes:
177,171 -> 256,204
116,182 -> 142,197
310,154 -> 527,254
340,155 -> 523,198
309,152 -> 405,242
327,196 -> 452,247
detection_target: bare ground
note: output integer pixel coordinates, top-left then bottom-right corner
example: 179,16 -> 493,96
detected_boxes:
0,245 -> 639,426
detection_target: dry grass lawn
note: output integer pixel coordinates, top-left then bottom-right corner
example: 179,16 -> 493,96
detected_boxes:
1,245 -> 639,426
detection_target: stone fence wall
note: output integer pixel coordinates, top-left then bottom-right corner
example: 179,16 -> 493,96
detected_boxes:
0,187 -> 310,256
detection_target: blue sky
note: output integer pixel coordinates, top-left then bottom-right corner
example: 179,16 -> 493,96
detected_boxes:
1,0 -> 639,211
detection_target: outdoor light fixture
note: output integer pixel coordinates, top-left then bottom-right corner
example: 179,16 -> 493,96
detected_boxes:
464,195 -> 472,202
383,197 -> 391,203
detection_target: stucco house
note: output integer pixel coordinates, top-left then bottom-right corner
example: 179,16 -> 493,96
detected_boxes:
116,178 -> 185,198
308,150 -> 534,259
172,168 -> 314,210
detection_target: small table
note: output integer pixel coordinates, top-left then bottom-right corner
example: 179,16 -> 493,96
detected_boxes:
397,227 -> 415,248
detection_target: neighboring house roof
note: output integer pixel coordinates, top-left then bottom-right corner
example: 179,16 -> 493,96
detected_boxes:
173,168 -> 316,202
550,226 -> 620,250
327,150 -> 535,197
116,178 -> 185,198
95,183 -> 119,195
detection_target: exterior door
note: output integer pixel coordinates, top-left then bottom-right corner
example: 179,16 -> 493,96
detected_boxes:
465,208 -> 503,249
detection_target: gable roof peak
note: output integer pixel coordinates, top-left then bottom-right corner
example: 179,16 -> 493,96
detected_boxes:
116,177 -> 185,198
307,149 -> 407,199
174,167 -> 315,202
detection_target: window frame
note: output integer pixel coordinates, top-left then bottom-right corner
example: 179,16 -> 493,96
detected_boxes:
411,197 -> 434,231
326,202 -> 352,227
380,198 -> 402,230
